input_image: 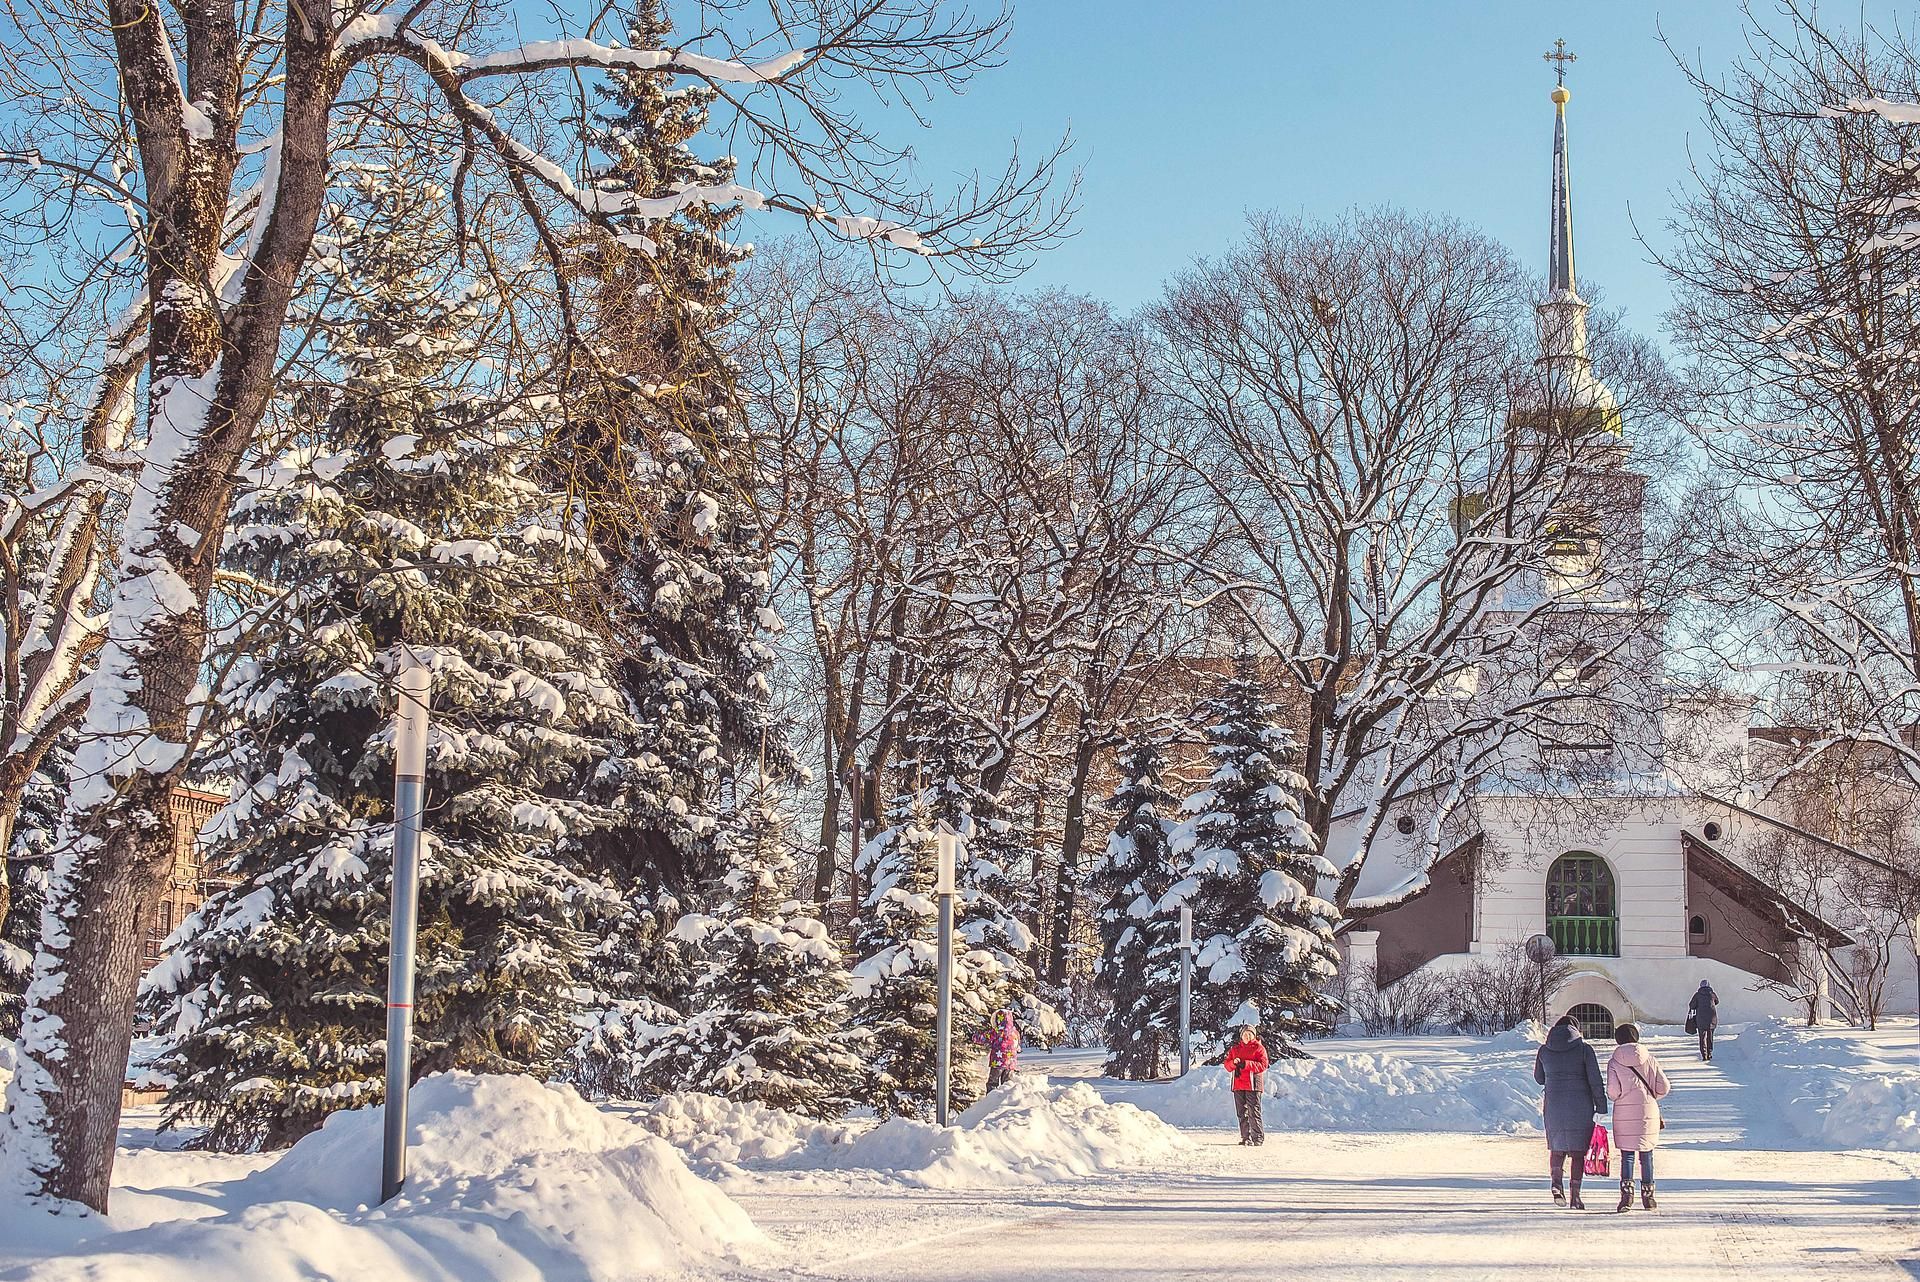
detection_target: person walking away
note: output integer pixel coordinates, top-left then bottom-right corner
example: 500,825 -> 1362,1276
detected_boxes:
976,1009 -> 1021,1091
1688,981 -> 1719,1061
1222,1025 -> 1270,1146
1534,1014 -> 1608,1208
1605,1023 -> 1670,1212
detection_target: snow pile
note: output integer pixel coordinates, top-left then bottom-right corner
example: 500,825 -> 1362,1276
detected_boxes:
1487,1020 -> 1550,1049
3,1073 -> 764,1282
627,1090 -> 858,1167
634,1077 -> 1186,1187
828,1078 -> 1188,1187
1130,1046 -> 1541,1134
1719,1019 -> 1920,1151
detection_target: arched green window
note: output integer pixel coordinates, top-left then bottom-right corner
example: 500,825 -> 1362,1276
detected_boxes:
1546,853 -> 1617,957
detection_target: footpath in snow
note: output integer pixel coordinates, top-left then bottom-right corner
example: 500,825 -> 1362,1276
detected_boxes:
1,1021 -> 1916,1281
716,1025 -> 1920,1282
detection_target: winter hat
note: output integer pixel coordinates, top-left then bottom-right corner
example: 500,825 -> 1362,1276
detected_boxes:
1614,1023 -> 1640,1044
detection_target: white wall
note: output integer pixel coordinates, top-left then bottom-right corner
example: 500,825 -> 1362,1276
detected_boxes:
1473,798 -> 1689,958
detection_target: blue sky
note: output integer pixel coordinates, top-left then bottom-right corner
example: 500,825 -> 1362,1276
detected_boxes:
828,1 -> 1897,338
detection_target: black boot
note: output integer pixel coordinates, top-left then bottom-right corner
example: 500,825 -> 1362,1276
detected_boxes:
1641,1182 -> 1657,1211
1568,1181 -> 1586,1210
1616,1179 -> 1634,1213
1551,1184 -> 1566,1206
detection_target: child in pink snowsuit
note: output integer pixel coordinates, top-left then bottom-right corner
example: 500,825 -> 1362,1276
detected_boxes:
976,1010 -> 1021,1090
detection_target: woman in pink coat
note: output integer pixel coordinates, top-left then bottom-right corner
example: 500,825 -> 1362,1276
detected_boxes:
1604,1023 -> 1671,1213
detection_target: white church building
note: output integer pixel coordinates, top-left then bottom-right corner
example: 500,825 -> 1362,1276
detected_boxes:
1332,72 -> 1918,1039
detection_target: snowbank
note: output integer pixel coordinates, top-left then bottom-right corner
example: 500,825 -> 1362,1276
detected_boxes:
1486,1020 -> 1549,1049
1718,1019 -> 1920,1151
1129,1043 -> 1542,1134
2,1073 -> 764,1282
632,1077 -> 1188,1188
626,1090 -> 858,1168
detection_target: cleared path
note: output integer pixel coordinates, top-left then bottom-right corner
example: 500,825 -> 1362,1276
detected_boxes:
719,1032 -> 1920,1282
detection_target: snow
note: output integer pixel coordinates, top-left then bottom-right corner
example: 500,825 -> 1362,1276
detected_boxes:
1125,1035 -> 1545,1134
0,1073 -> 763,1281
8,1028 -> 1918,1280
630,1077 -> 1185,1190
1716,1017 -> 1920,1150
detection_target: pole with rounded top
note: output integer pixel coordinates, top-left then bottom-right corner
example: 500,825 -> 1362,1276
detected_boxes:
382,653 -> 432,1204
933,822 -> 960,1126
1178,903 -> 1194,1076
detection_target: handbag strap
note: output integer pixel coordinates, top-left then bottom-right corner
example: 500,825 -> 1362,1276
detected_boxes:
1625,1061 -> 1659,1099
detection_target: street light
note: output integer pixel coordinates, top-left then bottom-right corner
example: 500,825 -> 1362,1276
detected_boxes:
383,652 -> 432,1204
1178,903 -> 1194,1076
1525,932 -> 1557,1027
933,821 -> 960,1126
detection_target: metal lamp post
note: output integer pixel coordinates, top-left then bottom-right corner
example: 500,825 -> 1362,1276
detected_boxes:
1525,932 -> 1557,1027
382,654 -> 432,1204
1178,903 -> 1194,1076
933,822 -> 960,1126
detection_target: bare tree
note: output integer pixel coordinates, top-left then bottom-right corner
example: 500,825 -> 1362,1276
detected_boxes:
1665,2 -> 1920,795
1154,209 -> 1680,914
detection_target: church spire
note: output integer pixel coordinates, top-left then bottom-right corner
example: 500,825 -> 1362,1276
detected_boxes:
1545,38 -> 1577,297
1531,40 -> 1623,437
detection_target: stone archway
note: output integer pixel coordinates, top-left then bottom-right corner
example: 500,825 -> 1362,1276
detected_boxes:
1550,969 -> 1635,1030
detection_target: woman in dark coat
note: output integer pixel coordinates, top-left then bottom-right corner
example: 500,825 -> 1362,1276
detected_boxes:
1534,1014 -> 1608,1208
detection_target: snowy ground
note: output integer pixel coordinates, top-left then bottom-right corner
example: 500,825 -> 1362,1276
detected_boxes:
3,1023 -> 1916,1280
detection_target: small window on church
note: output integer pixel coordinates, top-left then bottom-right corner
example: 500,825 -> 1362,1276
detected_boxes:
1396,815 -> 1416,835
1688,914 -> 1709,944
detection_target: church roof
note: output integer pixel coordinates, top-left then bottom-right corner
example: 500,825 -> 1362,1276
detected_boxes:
1681,830 -> 1854,948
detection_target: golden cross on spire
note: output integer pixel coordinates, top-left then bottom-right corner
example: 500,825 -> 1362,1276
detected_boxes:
1544,38 -> 1576,87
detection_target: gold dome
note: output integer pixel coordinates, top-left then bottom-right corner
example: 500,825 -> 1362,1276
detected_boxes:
1551,85 -> 1571,105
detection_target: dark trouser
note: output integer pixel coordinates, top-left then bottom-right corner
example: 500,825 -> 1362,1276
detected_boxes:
1698,1025 -> 1714,1060
1620,1150 -> 1654,1183
987,1063 -> 1011,1091
1233,1088 -> 1265,1145
1551,1150 -> 1585,1192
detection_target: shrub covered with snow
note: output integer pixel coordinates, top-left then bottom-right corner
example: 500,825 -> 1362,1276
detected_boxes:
633,1076 -> 1187,1188
1,1073 -> 763,1282
1130,1043 -> 1543,1134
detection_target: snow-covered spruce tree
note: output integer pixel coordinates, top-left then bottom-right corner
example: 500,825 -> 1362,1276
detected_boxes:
1094,735 -> 1185,1080
642,771 -> 868,1116
559,0 -> 791,893
559,0 -> 796,1091
848,785 -> 1004,1119
1170,664 -> 1341,1060
139,168 -> 627,1151
895,696 -> 1061,1047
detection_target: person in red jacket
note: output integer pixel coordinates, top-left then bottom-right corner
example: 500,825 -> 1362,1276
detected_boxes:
1221,1025 -> 1270,1146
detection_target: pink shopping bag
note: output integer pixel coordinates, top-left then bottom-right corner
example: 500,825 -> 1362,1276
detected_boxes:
1583,1123 -> 1610,1177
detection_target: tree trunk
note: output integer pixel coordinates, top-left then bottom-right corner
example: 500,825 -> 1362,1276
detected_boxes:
3,0 -> 335,1209
5,775 -> 176,1209
814,728 -> 839,903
